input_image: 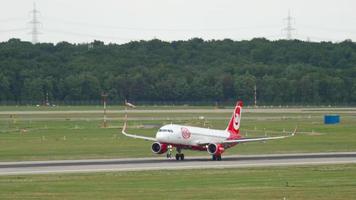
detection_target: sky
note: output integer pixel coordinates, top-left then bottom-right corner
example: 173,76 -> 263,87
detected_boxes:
1,0 -> 356,44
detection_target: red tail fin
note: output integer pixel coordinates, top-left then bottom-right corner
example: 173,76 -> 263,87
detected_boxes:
226,101 -> 243,136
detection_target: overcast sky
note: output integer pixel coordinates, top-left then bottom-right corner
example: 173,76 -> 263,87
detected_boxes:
1,0 -> 356,44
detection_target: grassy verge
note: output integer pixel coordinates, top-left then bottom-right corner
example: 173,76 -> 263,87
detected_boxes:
0,164 -> 355,199
0,105 -> 217,112
0,108 -> 355,161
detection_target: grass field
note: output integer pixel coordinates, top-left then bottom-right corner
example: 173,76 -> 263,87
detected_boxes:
1,106 -> 355,199
0,164 -> 355,199
0,106 -> 355,161
0,104 -> 216,111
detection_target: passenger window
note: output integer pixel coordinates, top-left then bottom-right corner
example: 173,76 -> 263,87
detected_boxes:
159,129 -> 173,133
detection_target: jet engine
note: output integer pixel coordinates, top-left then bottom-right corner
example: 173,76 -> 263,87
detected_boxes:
207,143 -> 225,155
151,142 -> 168,154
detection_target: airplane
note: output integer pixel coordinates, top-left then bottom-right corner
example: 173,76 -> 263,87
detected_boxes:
122,101 -> 297,161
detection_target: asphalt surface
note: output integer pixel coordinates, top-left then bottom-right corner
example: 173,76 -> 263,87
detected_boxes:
0,152 -> 355,175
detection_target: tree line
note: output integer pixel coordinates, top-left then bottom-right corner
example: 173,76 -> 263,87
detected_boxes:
1,38 -> 356,105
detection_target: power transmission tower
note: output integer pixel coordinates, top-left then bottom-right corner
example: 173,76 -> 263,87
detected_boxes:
283,10 -> 295,40
29,2 -> 40,44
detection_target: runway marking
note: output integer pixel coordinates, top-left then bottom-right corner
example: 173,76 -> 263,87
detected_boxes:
1,160 -> 356,175
0,152 -> 355,175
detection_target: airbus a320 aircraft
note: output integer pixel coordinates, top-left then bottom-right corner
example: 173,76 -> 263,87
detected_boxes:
122,101 -> 297,161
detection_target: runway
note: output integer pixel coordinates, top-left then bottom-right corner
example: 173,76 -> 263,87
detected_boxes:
0,152 -> 355,175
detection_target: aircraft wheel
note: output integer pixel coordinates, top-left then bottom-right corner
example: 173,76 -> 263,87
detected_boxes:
180,154 -> 184,160
212,155 -> 216,161
175,154 -> 180,160
217,155 -> 222,161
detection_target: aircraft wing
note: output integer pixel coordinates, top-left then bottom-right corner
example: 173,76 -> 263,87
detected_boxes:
221,127 -> 297,144
197,127 -> 297,146
121,120 -> 157,141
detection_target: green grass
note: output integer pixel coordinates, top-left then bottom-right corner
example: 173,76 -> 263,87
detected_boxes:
0,107 -> 355,161
0,164 -> 355,199
0,104 -> 216,111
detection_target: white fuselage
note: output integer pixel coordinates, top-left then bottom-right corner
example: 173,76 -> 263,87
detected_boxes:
155,124 -> 230,147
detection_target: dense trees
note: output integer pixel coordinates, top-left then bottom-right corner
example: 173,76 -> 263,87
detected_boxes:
0,38 -> 356,105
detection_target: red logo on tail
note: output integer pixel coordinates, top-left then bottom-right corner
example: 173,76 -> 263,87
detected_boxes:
227,101 -> 243,136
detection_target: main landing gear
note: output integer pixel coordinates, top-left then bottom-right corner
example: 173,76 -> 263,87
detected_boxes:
175,148 -> 185,161
212,155 -> 222,161
175,153 -> 184,160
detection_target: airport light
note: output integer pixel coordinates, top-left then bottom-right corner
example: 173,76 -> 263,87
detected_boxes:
101,92 -> 108,128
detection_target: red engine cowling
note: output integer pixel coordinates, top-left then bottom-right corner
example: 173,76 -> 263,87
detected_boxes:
207,143 -> 225,155
151,142 -> 168,154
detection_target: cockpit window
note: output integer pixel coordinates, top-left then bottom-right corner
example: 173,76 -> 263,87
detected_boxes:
159,129 -> 173,133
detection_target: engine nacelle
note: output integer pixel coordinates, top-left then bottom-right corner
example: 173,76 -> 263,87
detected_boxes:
151,142 -> 168,154
207,143 -> 225,155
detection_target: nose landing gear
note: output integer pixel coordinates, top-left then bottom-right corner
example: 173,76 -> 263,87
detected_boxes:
212,155 -> 222,161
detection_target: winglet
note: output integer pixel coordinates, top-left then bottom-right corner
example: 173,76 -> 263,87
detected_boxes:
291,126 -> 298,137
122,121 -> 126,134
121,110 -> 156,141
122,114 -> 127,135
